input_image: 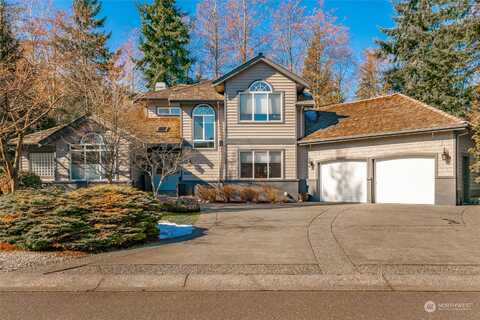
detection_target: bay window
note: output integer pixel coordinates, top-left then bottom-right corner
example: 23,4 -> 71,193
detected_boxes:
239,81 -> 282,122
239,150 -> 282,179
193,104 -> 215,148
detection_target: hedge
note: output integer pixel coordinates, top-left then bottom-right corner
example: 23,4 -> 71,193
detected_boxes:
0,185 -> 164,252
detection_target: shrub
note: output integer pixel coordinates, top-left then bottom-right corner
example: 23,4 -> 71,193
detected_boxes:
239,187 -> 259,202
18,171 -> 42,189
261,185 -> 280,203
161,197 -> 200,213
218,184 -> 237,202
196,185 -> 217,202
0,185 -> 163,252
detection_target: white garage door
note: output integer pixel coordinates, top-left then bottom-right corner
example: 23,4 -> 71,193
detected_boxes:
319,161 -> 367,203
375,158 -> 435,204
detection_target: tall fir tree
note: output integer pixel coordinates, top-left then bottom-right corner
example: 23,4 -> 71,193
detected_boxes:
377,0 -> 479,116
57,0 -> 111,71
0,0 -> 20,67
53,0 -> 112,121
355,49 -> 388,100
138,0 -> 192,89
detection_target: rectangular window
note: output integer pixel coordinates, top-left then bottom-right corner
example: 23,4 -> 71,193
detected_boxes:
239,94 -> 253,121
70,145 -> 105,181
29,153 -> 55,178
239,150 -> 283,179
239,92 -> 282,122
156,107 -> 181,116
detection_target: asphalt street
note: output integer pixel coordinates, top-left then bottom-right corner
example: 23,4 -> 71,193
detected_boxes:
0,291 -> 479,320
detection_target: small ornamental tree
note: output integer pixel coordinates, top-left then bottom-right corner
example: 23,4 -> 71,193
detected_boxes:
131,142 -> 191,198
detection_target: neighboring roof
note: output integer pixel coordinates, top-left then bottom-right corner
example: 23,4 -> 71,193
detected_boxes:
299,93 -> 468,145
20,124 -> 68,145
139,80 -> 223,101
21,107 -> 181,146
212,53 -> 310,89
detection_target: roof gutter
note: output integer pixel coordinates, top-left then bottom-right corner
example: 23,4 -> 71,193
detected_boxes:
298,124 -> 469,146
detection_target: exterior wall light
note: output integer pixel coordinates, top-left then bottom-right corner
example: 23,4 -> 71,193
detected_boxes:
441,148 -> 450,161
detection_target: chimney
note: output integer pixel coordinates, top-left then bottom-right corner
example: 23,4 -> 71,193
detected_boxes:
155,82 -> 167,91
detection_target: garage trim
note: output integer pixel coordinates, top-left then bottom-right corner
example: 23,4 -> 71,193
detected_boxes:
372,153 -> 438,204
316,157 -> 370,203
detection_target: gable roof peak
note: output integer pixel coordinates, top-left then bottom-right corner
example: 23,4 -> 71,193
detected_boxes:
212,53 -> 309,89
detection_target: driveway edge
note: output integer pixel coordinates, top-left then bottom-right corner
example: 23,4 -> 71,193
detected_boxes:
3,273 -> 480,292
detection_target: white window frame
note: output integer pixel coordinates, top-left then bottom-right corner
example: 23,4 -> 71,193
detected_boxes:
239,81 -> 283,123
238,150 -> 284,180
29,152 -> 55,178
192,104 -> 216,149
69,133 -> 107,182
156,107 -> 181,116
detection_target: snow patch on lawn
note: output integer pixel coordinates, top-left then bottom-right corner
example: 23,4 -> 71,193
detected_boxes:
157,222 -> 194,240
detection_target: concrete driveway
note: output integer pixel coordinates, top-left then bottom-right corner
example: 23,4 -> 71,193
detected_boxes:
52,204 -> 480,276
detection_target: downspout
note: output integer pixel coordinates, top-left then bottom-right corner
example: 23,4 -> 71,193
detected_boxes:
223,87 -> 228,183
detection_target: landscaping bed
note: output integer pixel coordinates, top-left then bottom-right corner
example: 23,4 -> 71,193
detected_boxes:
0,185 -> 165,252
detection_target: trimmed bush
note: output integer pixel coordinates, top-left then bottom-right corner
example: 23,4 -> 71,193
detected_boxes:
261,185 -> 280,203
0,185 -> 163,252
196,185 -> 217,202
18,171 -> 42,189
239,187 -> 259,202
161,197 -> 200,213
218,184 -> 236,202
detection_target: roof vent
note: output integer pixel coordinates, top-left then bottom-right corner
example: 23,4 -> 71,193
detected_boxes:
157,126 -> 170,133
155,82 -> 167,91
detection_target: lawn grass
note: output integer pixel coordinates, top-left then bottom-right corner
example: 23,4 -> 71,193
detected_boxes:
161,212 -> 200,225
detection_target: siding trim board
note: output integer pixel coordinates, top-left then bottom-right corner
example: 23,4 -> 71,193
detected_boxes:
227,138 -> 297,145
298,125 -> 468,146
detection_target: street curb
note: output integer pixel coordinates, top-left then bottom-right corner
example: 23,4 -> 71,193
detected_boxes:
2,273 -> 480,292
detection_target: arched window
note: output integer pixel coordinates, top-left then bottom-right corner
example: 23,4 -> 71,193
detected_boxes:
249,80 -> 272,92
70,132 -> 106,181
193,105 -> 215,148
80,133 -> 104,145
239,80 -> 282,122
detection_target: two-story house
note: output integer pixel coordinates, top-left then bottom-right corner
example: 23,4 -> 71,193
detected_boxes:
20,54 -> 479,205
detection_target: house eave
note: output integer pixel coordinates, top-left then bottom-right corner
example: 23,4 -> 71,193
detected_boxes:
298,124 -> 469,146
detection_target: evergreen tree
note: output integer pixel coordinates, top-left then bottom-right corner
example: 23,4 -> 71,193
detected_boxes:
57,0 -> 111,71
355,49 -> 387,100
0,0 -> 20,67
137,0 -> 192,89
377,0 -> 479,116
53,0 -> 112,122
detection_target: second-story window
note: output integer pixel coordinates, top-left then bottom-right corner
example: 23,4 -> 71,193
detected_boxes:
193,104 -> 215,148
156,107 -> 181,116
239,81 -> 282,122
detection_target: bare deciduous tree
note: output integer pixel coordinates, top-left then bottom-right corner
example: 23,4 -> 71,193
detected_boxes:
131,142 -> 191,198
193,0 -> 227,78
224,0 -> 266,64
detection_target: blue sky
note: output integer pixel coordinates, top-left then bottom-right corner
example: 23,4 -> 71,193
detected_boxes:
52,0 -> 395,62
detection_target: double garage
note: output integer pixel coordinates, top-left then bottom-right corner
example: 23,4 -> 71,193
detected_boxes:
318,157 -> 435,204
304,131 -> 468,206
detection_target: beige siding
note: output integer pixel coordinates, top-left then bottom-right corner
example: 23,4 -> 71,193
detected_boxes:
181,102 -> 223,182
307,132 -> 456,179
223,61 -> 299,182
226,144 -> 297,180
224,62 -> 297,139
